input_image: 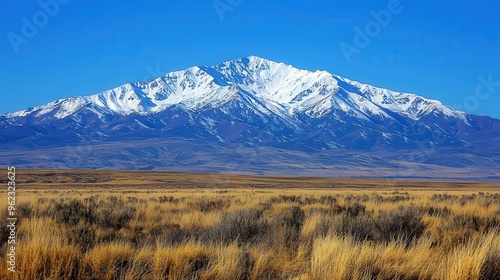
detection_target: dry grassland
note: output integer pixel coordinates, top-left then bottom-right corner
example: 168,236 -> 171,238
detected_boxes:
0,170 -> 498,279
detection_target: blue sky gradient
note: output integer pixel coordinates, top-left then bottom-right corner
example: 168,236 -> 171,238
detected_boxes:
1,0 -> 499,118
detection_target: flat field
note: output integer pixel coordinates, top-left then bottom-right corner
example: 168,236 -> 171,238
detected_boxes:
0,170 -> 499,279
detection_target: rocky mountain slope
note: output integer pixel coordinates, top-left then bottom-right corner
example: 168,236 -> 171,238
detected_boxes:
1,56 -> 499,179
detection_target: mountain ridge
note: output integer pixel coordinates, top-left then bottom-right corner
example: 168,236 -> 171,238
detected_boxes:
5,56 -> 467,121
1,56 -> 499,179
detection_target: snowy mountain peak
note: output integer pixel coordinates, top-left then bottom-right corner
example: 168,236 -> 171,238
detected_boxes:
4,56 -> 468,122
223,56 -> 284,70
333,75 -> 466,120
2,56 -> 499,179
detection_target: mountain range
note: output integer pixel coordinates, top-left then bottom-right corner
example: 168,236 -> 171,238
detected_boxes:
1,56 -> 499,180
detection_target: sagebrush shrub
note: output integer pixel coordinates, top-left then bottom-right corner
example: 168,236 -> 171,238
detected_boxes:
207,208 -> 267,244
330,214 -> 374,241
479,249 -> 500,280
374,206 -> 424,246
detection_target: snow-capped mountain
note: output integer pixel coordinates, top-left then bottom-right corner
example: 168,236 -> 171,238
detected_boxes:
5,56 -> 464,121
1,56 -> 499,179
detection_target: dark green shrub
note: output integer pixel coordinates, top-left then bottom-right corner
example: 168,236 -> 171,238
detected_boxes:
479,249 -> 500,280
330,214 -> 374,241
54,199 -> 94,226
16,202 -> 33,219
207,208 -> 266,244
188,197 -> 230,212
345,203 -> 366,217
374,206 -> 424,246
96,205 -> 136,230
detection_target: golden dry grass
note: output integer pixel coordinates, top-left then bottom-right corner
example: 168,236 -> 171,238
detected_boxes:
0,170 -> 498,279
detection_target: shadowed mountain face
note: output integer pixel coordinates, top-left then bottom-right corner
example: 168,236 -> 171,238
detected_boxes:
1,56 -> 499,179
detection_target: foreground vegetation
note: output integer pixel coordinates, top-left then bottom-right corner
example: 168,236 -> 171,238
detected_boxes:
1,187 -> 499,279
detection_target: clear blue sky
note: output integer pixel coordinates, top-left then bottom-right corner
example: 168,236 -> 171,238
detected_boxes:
1,0 -> 499,118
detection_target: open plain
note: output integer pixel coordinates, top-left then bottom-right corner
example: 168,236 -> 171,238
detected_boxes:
0,170 -> 499,279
